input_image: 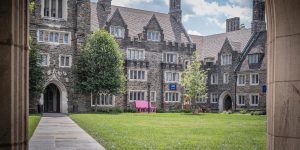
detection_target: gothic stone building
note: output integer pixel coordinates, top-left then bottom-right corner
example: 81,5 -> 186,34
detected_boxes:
190,0 -> 267,112
29,0 -> 267,113
29,0 -> 195,113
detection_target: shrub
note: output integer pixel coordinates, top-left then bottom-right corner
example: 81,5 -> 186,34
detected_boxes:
251,111 -> 266,115
240,109 -> 247,114
183,109 -> 192,113
124,108 -> 137,113
156,108 -> 164,113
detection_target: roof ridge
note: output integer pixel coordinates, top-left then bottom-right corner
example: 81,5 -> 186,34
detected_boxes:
111,5 -> 169,16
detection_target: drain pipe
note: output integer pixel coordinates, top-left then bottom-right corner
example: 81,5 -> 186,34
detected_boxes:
234,71 -> 237,112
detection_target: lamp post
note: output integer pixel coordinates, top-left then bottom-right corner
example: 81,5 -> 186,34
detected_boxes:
147,82 -> 151,113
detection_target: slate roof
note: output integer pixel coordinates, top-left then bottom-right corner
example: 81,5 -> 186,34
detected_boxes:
190,29 -> 252,62
91,2 -> 191,43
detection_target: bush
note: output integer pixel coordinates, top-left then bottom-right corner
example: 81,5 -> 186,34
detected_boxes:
240,109 -> 247,114
156,108 -> 164,113
124,108 -> 137,113
250,111 -> 266,115
182,109 -> 192,113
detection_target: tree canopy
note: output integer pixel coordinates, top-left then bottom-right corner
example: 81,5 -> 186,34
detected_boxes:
75,29 -> 126,95
181,54 -> 207,103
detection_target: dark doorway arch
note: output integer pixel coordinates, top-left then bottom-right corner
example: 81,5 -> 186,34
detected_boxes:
224,96 -> 232,111
44,83 -> 61,113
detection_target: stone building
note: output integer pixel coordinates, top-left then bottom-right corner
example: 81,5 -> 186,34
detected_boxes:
29,0 -> 195,113
190,0 -> 267,112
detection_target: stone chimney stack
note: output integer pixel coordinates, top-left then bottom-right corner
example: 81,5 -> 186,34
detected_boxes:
169,0 -> 182,22
97,0 -> 112,28
251,0 -> 266,33
226,17 -> 240,32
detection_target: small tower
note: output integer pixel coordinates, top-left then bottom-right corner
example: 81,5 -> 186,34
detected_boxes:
97,0 -> 112,28
251,0 -> 266,33
169,0 -> 182,22
226,17 -> 240,32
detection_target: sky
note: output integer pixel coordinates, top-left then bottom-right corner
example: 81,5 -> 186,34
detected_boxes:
91,0 -> 253,36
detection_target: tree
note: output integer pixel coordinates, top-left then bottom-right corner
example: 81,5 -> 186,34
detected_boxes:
75,30 -> 126,111
240,23 -> 246,30
29,36 -> 45,107
181,53 -> 207,113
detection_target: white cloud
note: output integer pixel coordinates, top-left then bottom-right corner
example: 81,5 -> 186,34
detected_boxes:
207,18 -> 226,30
112,0 -> 153,7
188,30 -> 202,36
182,14 -> 195,22
229,0 -> 251,7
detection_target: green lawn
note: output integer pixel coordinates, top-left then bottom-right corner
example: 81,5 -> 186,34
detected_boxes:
70,113 -> 266,150
29,115 -> 41,138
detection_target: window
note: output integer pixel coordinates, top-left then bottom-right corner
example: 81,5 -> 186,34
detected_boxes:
250,94 -> 259,106
37,30 -> 71,44
223,73 -> 229,84
91,93 -> 114,106
129,91 -> 146,101
59,55 -> 71,67
250,73 -> 259,85
221,54 -> 232,65
211,73 -> 218,85
196,94 -> 207,103
248,54 -> 259,64
129,70 -> 146,81
185,60 -> 190,69
163,53 -> 178,63
44,0 -> 63,18
210,93 -> 218,103
39,53 -> 49,66
147,31 -> 160,41
127,49 -> 145,60
236,94 -> 245,106
165,92 -> 180,102
165,72 -> 180,83
150,91 -> 156,102
38,31 -> 44,42
110,26 -> 125,38
237,74 -> 246,86
63,33 -> 69,44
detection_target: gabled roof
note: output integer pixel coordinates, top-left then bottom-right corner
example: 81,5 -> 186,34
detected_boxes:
145,14 -> 162,31
91,2 -> 191,43
190,29 -> 252,62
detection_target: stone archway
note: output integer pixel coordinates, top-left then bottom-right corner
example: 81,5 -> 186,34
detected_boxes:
218,91 -> 232,112
41,80 -> 68,114
224,96 -> 232,111
44,83 -> 61,113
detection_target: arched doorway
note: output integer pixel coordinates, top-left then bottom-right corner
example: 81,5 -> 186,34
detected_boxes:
224,95 -> 232,111
44,83 -> 61,113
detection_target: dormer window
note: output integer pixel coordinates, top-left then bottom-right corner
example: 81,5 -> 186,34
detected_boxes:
110,26 -> 125,38
221,54 -> 232,65
248,54 -> 259,64
147,31 -> 160,41
163,53 -> 178,64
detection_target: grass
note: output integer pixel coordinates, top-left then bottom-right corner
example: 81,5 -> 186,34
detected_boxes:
70,113 -> 266,150
29,114 -> 41,138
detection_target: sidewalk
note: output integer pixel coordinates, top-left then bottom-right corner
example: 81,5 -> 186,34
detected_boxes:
29,113 -> 105,150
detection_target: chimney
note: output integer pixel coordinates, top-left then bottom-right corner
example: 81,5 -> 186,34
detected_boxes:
97,0 -> 112,28
251,0 -> 266,33
169,0 -> 182,22
226,17 -> 240,32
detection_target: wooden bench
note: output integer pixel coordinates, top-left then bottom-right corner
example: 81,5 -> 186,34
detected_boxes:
134,100 -> 156,112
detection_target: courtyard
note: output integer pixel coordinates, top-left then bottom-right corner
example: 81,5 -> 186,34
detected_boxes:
69,113 -> 266,150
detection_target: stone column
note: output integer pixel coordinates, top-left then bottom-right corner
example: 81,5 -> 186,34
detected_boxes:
266,0 -> 300,149
0,0 -> 29,150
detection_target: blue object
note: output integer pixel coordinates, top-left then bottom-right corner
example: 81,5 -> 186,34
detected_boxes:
262,85 -> 267,93
169,84 -> 177,91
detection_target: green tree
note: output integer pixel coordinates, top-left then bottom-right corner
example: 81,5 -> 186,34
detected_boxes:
29,37 -> 44,104
181,54 -> 207,113
75,30 -> 126,111
240,23 -> 246,30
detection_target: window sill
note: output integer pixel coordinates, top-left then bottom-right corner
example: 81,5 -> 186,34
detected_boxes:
59,66 -> 72,68
164,101 -> 181,103
42,17 -> 66,21
237,84 -> 246,86
250,83 -> 259,86
250,104 -> 259,107
91,105 -> 114,107
37,41 -> 71,46
128,80 -> 147,82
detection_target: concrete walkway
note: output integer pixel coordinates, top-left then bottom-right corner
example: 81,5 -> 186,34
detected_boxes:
29,113 -> 105,150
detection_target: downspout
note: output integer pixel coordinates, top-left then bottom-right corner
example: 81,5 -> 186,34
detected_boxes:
234,71 -> 237,111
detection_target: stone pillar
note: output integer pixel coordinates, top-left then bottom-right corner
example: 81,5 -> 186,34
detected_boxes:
0,0 -> 29,150
266,0 -> 300,149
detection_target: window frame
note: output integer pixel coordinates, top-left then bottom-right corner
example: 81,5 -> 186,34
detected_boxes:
147,30 -> 161,41
249,94 -> 259,106
162,52 -> 178,64
221,53 -> 232,65
59,55 -> 72,68
110,25 -> 125,38
250,73 -> 259,85
91,93 -> 115,107
150,91 -> 157,102
39,53 -> 50,67
236,94 -> 246,106
210,93 -> 219,103
126,48 -> 145,60
165,71 -> 180,83
195,94 -> 207,104
164,92 -> 181,103
248,54 -> 259,64
223,73 -> 229,84
42,0 -> 64,19
37,29 -> 71,45
128,69 -> 147,82
237,74 -> 246,86
211,73 -> 218,85
128,90 -> 147,102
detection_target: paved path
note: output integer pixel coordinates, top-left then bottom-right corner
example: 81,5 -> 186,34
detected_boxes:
29,113 -> 105,150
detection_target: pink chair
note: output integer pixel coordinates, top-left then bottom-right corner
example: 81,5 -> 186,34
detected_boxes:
134,100 -> 156,113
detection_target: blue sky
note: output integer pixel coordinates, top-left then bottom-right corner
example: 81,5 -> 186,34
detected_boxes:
91,0 -> 252,36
